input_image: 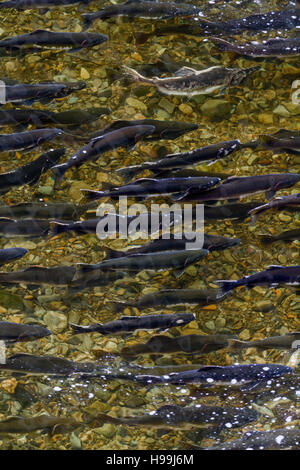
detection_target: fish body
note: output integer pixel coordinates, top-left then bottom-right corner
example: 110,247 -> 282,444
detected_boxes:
0,414 -> 80,434
105,233 -> 240,258
0,128 -> 62,152
121,333 -> 232,356
0,201 -> 95,220
211,37 -> 300,57
117,140 -> 241,181
124,64 -> 259,96
0,30 -> 108,52
82,1 -> 202,29
0,265 -> 77,285
51,125 -> 155,182
204,202 -> 263,220
216,8 -> 300,33
78,248 -> 209,273
207,429 -> 300,450
259,228 -> 300,244
0,218 -> 63,237
82,176 -> 221,201
0,108 -> 109,129
81,119 -> 198,142
125,363 -> 294,386
2,82 -> 86,106
248,193 -> 300,220
0,148 -> 64,195
0,247 -> 28,265
0,0 -> 91,9
70,312 -> 195,335
245,134 -> 300,155
94,404 -> 258,430
228,332 -> 300,351
0,353 -> 101,376
175,174 -> 300,202
113,288 -> 223,312
0,321 -> 51,344
216,265 -> 300,297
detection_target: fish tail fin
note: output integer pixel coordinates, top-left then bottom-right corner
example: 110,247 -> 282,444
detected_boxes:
104,247 -> 125,259
112,300 -> 133,313
51,164 -> 68,185
123,65 -> 153,85
215,280 -> 238,298
70,323 -> 91,335
88,413 -> 120,427
77,263 -> 97,274
134,32 -> 151,45
80,189 -> 105,202
116,166 -> 142,182
227,339 -> 247,351
81,13 -> 94,31
258,234 -> 274,244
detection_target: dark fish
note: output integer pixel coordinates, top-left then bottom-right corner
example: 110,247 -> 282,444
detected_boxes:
124,64 -> 259,96
259,228 -> 300,244
0,29 -> 108,53
105,233 -> 240,258
70,312 -> 195,336
0,128 -> 62,153
0,352 -> 109,376
204,202 -> 262,220
155,169 -> 229,180
2,81 -> 86,106
93,404 -> 258,430
0,108 -> 110,129
0,321 -> 51,344
0,264 -> 125,291
113,288 -> 223,312
175,174 -> 300,202
0,148 -> 64,195
117,140 -> 241,181
82,0 -> 202,30
228,332 -> 300,351
0,247 -> 28,264
76,119 -> 198,142
0,218 -> 62,237
121,333 -> 232,356
208,8 -> 300,33
82,176 -> 221,201
210,37 -> 300,57
77,248 -> 209,273
120,363 -> 294,387
216,265 -> 300,298
248,193 -> 300,221
0,415 -> 80,434
51,125 -> 155,182
135,9 -> 300,42
0,201 -> 95,220
207,429 -> 300,450
243,133 -> 300,155
0,0 -> 91,10
50,213 -> 158,236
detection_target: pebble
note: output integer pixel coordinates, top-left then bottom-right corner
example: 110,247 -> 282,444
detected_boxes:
95,423 -> 116,438
201,99 -> 233,120
158,97 -> 175,114
205,320 -> 215,331
179,103 -> 193,115
239,329 -> 251,341
258,113 -> 273,125
278,213 -> 292,223
126,97 -> 147,112
80,68 -> 90,80
43,311 -> 67,333
103,341 -> 118,353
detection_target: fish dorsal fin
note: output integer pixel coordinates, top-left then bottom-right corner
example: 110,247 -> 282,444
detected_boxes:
31,29 -> 49,35
196,365 -> 223,372
174,66 -> 197,77
131,177 -> 157,184
221,176 -> 243,184
119,316 -> 137,321
266,265 -> 284,270
89,135 -> 105,146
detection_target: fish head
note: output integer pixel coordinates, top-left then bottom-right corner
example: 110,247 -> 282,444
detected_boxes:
171,313 -> 195,327
85,33 -> 108,47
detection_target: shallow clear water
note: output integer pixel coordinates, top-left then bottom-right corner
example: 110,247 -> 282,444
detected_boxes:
0,0 -> 299,450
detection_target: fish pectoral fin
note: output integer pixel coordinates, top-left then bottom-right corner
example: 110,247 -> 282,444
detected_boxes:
173,66 -> 197,77
265,189 -> 276,200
